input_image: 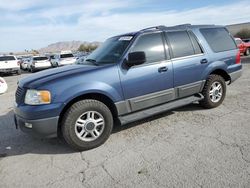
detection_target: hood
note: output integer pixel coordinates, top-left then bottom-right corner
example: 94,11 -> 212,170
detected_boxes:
18,64 -> 99,88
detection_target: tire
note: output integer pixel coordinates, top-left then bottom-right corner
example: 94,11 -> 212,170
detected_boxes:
61,99 -> 113,151
16,70 -> 21,75
200,74 -> 226,109
244,48 -> 250,56
31,66 -> 36,73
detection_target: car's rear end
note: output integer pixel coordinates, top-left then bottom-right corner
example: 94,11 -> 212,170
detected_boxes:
59,53 -> 76,66
31,56 -> 52,72
198,26 -> 242,84
0,55 -> 20,74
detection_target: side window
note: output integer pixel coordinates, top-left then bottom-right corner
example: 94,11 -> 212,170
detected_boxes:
188,31 -> 203,54
131,33 -> 165,64
200,28 -> 237,52
166,31 -> 196,58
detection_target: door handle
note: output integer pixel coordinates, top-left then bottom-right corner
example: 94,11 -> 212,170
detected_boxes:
158,66 -> 168,73
200,59 -> 208,64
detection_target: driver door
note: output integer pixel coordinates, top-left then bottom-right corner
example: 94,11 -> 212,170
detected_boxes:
119,32 -> 174,112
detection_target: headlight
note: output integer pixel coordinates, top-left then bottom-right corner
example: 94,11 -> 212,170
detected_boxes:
25,89 -> 51,105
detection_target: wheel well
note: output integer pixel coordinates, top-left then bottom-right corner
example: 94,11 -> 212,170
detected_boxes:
210,69 -> 231,82
57,93 -> 118,135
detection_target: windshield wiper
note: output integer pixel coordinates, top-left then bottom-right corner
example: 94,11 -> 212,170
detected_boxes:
85,59 -> 99,66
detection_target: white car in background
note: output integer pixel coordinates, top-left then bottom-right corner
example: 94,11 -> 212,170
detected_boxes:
29,56 -> 52,72
58,51 -> 76,66
0,77 -> 8,94
20,57 -> 32,70
0,55 -> 21,75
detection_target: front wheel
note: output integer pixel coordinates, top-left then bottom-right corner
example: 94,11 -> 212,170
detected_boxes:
61,99 -> 113,151
200,74 -> 226,109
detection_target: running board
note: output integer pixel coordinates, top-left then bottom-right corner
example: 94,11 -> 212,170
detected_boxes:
118,94 -> 204,125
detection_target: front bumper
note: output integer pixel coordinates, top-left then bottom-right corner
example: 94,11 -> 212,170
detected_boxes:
229,69 -> 242,84
14,114 -> 59,138
14,102 -> 63,138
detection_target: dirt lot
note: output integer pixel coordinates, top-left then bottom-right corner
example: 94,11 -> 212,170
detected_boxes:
0,58 -> 250,188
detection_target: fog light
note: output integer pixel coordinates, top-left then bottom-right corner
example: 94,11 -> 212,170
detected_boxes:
25,123 -> 32,129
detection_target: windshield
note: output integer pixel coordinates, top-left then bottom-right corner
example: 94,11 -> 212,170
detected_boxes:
85,36 -> 133,65
0,56 -> 16,61
60,54 -> 74,58
33,57 -> 48,61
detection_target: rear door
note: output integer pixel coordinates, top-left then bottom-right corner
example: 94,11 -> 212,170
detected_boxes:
165,30 -> 209,98
119,32 -> 174,112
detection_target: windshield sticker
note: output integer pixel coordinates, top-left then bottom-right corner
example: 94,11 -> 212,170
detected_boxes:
119,36 -> 133,41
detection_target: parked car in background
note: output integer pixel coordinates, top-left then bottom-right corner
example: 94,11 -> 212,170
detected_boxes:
58,51 -> 77,66
48,55 -> 59,67
0,77 -> 8,94
29,56 -> 52,72
75,56 -> 87,65
20,57 -> 32,70
235,38 -> 250,56
0,55 -> 21,75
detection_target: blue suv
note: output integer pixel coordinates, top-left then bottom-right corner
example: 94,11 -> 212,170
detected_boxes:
14,24 -> 242,150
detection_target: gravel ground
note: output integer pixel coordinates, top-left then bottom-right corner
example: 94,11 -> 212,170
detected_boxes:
0,58 -> 250,188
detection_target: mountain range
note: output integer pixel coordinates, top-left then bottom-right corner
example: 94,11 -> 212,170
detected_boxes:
38,41 -> 101,53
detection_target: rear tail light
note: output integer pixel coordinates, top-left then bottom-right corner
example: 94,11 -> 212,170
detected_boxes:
236,51 -> 241,64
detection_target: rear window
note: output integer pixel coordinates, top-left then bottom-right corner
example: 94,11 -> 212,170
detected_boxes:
33,57 -> 48,61
60,54 -> 74,58
200,28 -> 237,52
0,56 -> 16,61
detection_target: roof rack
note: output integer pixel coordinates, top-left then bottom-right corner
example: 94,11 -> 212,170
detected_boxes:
140,25 -> 167,32
173,24 -> 191,27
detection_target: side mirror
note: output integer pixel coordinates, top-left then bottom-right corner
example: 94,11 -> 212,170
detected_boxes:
127,51 -> 146,66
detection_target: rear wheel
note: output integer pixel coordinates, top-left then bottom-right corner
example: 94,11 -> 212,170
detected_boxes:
16,70 -> 21,75
61,99 -> 113,151
244,48 -> 250,56
200,74 -> 226,109
30,66 -> 36,73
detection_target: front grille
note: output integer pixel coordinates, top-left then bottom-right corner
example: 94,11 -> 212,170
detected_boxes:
15,86 -> 25,104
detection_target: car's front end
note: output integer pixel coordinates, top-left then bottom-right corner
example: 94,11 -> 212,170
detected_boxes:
13,64 -> 111,138
14,85 -> 63,137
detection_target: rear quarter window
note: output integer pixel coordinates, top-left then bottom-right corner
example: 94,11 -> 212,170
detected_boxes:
200,28 -> 237,53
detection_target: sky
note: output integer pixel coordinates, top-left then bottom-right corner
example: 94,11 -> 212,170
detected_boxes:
0,0 -> 250,52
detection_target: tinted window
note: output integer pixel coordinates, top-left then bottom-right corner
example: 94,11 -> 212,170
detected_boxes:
131,33 -> 165,63
0,56 -> 16,61
33,57 -> 48,61
166,31 -> 195,58
188,31 -> 203,54
200,28 -> 237,52
60,54 -> 74,58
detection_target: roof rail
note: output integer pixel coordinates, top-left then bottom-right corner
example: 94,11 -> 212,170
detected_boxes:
140,25 -> 167,32
173,23 -> 191,27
